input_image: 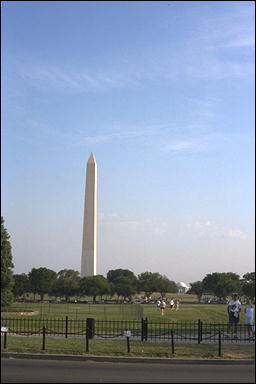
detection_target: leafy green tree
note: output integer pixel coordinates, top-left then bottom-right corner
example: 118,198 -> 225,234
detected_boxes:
107,269 -> 137,285
156,275 -> 178,297
1,216 -> 14,309
138,272 -> 177,298
107,269 -> 138,300
203,272 -> 240,299
138,272 -> 161,299
52,269 -> 80,301
108,282 -> 116,298
242,272 -> 255,282
202,272 -> 221,293
114,276 -> 137,300
80,275 -> 110,302
57,269 -> 80,280
13,273 -> 29,299
241,281 -> 255,299
240,272 -> 255,299
188,281 -> 204,303
214,276 -> 239,299
225,272 -> 242,282
28,267 -> 57,301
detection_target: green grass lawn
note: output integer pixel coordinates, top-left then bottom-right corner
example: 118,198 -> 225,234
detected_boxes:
1,300 -> 253,360
144,304 -> 235,322
2,302 -> 246,323
1,335 -> 254,359
3,302 -> 143,320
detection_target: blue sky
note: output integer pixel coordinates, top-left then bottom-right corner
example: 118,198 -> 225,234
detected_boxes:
1,1 -> 255,283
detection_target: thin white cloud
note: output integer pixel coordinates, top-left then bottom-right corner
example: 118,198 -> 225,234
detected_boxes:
200,5 -> 254,50
80,135 -> 110,144
187,220 -> 248,240
7,112 -> 242,158
100,212 -> 167,235
72,122 -> 171,147
14,5 -> 254,96
5,3 -> 252,100
80,128 -> 159,144
164,130 -> 234,154
17,47 -> 253,95
18,64 -> 142,93
187,221 -> 214,229
166,139 -> 206,153
228,229 -> 247,240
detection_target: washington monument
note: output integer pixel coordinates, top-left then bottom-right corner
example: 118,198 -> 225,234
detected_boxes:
81,153 -> 97,277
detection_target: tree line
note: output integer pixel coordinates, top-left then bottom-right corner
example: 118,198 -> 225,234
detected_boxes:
189,272 -> 255,302
1,216 -> 255,309
11,268 -> 255,304
11,268 -> 178,303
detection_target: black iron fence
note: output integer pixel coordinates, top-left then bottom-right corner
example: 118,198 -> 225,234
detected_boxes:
1,317 -> 86,337
1,317 -> 255,344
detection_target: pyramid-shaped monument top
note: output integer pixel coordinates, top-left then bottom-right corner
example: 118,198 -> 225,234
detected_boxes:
87,152 -> 96,164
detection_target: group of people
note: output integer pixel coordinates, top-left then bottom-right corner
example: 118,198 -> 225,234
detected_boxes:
227,294 -> 254,337
155,294 -> 254,337
157,298 -> 180,316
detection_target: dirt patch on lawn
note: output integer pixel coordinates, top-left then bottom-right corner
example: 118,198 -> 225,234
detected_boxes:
7,310 -> 39,316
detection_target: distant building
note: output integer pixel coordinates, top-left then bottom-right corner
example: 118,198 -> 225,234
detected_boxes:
177,282 -> 191,294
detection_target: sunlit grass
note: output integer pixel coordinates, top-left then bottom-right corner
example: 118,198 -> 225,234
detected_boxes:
2,302 -> 243,323
1,335 -> 254,359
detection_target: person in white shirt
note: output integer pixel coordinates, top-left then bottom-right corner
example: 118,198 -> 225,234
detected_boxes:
245,298 -> 254,337
175,299 -> 180,311
160,300 -> 166,316
170,298 -> 174,310
227,293 -> 241,336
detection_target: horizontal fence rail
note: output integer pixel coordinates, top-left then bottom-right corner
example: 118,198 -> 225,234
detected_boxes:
1,317 -> 255,344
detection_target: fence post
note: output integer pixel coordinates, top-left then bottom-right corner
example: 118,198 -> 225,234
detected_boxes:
141,318 -> 148,341
65,316 -> 68,339
126,336 -> 130,353
4,332 -> 7,349
86,318 -> 95,339
218,330 -> 222,357
198,319 -> 201,344
42,326 -> 46,351
86,332 -> 89,352
141,318 -> 144,341
171,329 -> 175,354
86,318 -> 95,352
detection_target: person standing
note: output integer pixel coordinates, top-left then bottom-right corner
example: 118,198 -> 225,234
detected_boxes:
160,300 -> 166,316
245,298 -> 254,337
170,298 -> 174,310
227,293 -> 242,337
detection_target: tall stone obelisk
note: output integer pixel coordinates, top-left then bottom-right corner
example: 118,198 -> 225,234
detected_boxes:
81,153 -> 97,277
